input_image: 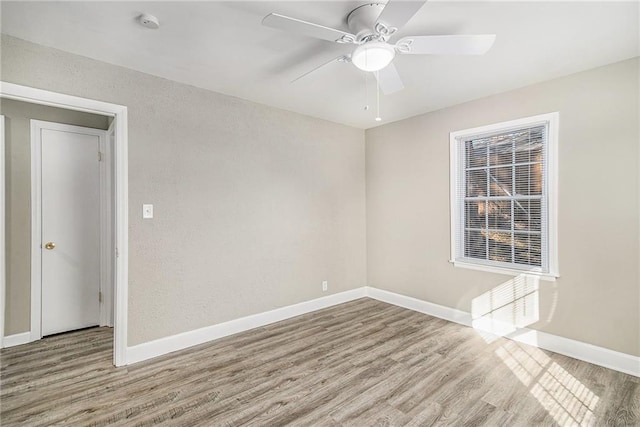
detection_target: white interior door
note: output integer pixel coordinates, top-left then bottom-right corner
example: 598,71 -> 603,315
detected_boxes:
38,122 -> 104,336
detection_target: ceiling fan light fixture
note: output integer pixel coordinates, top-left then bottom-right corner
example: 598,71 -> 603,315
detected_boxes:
351,41 -> 395,72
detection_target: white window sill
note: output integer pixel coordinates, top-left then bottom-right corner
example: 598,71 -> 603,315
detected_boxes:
450,259 -> 559,282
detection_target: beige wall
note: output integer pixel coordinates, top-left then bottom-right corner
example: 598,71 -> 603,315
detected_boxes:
1,98 -> 109,335
366,58 -> 639,356
3,33 -> 637,358
1,35 -> 367,345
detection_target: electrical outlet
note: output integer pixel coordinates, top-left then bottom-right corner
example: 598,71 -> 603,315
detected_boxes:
322,280 -> 328,292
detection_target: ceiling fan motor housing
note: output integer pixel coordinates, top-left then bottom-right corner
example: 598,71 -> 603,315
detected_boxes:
347,3 -> 385,42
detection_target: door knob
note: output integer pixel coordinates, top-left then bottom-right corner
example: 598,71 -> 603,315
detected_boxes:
44,242 -> 56,250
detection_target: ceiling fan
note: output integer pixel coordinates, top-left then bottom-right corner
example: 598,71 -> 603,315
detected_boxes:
262,1 -> 496,94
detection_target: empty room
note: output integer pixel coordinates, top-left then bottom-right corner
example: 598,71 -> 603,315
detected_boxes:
0,1 -> 638,426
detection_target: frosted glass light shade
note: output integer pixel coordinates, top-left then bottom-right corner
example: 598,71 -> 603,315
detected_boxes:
351,42 -> 395,72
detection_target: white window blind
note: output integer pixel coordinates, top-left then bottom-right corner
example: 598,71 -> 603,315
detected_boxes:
450,113 -> 558,278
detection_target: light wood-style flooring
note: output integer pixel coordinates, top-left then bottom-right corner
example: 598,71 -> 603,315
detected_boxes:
1,298 -> 638,426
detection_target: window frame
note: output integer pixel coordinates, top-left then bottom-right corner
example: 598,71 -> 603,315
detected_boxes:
449,112 -> 559,281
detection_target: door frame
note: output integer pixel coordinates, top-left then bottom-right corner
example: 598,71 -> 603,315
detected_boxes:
0,81 -> 128,366
100,120 -> 115,328
0,115 -> 5,350
30,120 -> 110,338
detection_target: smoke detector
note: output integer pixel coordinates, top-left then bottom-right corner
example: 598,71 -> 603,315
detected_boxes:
138,14 -> 159,29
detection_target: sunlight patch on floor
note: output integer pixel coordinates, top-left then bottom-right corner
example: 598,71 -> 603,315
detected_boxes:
496,341 -> 599,426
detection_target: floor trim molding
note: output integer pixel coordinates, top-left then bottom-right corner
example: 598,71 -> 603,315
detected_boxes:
107,284 -> 639,376
126,288 -> 367,365
365,286 -> 640,377
2,332 -> 31,348
365,287 -> 473,327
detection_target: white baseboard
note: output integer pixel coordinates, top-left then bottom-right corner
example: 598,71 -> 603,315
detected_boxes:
126,288 -> 367,365
2,332 -> 31,348
125,285 -> 638,377
506,328 -> 640,378
366,287 -> 473,327
365,286 -> 640,377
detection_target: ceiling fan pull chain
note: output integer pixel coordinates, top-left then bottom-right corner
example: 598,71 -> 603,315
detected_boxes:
364,72 -> 370,111
375,70 -> 381,122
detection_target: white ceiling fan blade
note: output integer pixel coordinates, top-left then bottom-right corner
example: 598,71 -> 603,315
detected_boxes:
291,55 -> 349,83
376,0 -> 427,32
375,63 -> 405,94
396,34 -> 496,55
263,13 -> 356,43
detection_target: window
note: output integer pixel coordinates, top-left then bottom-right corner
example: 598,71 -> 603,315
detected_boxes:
450,113 -> 558,279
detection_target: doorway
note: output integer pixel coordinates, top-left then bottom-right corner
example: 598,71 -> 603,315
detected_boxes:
0,82 -> 128,366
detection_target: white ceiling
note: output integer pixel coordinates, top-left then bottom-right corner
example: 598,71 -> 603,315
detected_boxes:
1,1 -> 638,129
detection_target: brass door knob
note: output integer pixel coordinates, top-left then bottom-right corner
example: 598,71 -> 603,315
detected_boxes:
44,242 -> 56,250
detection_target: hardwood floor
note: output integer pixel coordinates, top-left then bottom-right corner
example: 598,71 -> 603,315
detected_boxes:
1,298 -> 638,426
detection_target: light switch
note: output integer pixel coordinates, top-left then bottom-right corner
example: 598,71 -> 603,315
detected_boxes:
143,204 -> 153,219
